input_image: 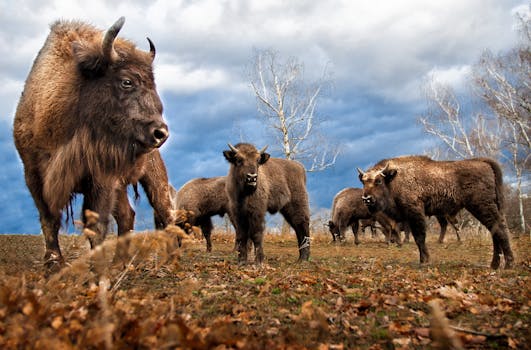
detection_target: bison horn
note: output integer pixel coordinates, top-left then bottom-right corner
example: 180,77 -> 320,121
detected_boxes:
147,37 -> 156,61
228,143 -> 239,154
357,167 -> 365,177
378,162 -> 389,177
102,16 -> 125,62
259,145 -> 268,154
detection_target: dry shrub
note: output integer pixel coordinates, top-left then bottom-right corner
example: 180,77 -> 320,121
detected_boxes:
0,226 -> 193,349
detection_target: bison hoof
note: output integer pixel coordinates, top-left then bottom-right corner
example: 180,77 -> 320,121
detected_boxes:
504,256 -> 514,269
490,255 -> 501,269
44,253 -> 65,274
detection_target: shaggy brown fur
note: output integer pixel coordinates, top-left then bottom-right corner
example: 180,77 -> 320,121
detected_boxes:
328,188 -> 401,245
358,155 -> 514,269
223,143 -> 310,264
13,17 -> 169,270
160,176 -> 228,252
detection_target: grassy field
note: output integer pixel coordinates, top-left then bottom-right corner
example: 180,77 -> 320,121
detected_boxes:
0,228 -> 529,349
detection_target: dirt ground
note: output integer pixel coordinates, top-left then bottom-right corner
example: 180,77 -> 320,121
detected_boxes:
0,229 -> 529,349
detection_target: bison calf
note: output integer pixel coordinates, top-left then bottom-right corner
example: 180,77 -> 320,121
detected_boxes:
223,143 -> 310,264
13,17 -> 168,270
328,187 -> 401,245
358,156 -> 514,269
156,176 -> 228,252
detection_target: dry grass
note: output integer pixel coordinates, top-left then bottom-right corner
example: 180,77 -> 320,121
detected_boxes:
0,227 -> 529,349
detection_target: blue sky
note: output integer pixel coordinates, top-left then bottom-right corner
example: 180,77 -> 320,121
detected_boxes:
0,0 -> 528,233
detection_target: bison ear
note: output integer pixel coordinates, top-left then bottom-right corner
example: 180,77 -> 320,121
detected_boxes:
223,150 -> 237,164
72,41 -> 108,78
382,168 -> 397,183
259,152 -> 270,165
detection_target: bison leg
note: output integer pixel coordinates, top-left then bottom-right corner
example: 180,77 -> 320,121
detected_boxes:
436,216 -> 448,244
280,207 -> 310,261
447,215 -> 461,242
402,223 -> 411,243
376,215 -> 402,247
24,170 -> 64,270
235,236 -> 249,264
351,221 -> 360,245
467,204 -> 514,269
370,223 -> 377,238
113,185 -> 135,235
408,214 -> 429,264
233,218 -> 250,264
82,181 -> 116,248
198,217 -> 214,252
112,185 -> 135,263
140,151 -> 175,229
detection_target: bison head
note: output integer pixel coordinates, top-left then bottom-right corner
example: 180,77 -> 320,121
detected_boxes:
328,220 -> 340,240
223,143 -> 270,194
357,163 -> 397,213
72,17 -> 168,159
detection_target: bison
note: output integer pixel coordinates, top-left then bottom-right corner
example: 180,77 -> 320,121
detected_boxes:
13,17 -> 169,270
357,156 -> 514,269
328,187 -> 402,245
156,176 -> 228,252
223,143 -> 310,264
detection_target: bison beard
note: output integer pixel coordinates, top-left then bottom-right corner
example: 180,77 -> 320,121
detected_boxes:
13,17 -> 169,271
223,143 -> 311,264
358,156 -> 515,269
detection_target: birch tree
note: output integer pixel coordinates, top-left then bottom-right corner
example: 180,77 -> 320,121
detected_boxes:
418,78 -> 501,159
419,13 -> 530,233
249,49 -> 339,172
472,14 -> 530,233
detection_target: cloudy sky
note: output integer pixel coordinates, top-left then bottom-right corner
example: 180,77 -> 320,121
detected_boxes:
0,0 -> 528,233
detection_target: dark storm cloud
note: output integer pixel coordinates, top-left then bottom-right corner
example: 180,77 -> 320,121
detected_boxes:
0,0 -> 527,233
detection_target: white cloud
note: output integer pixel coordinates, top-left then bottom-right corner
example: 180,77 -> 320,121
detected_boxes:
426,65 -> 472,88
0,77 -> 24,123
155,62 -> 230,94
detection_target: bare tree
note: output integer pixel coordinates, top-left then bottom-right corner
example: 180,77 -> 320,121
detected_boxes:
472,14 -> 530,233
418,78 -> 501,160
419,12 -> 530,234
249,49 -> 339,172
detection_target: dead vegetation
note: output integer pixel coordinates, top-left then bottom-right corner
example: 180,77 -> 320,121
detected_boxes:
0,227 -> 529,349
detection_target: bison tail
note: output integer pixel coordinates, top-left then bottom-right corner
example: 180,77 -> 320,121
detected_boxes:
481,158 -> 505,212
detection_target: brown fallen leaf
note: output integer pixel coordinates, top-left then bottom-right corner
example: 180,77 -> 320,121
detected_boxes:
428,299 -> 463,350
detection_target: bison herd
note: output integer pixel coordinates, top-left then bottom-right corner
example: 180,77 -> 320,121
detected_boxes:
13,18 -> 515,273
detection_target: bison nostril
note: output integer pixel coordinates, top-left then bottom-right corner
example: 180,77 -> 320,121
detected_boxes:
153,128 -> 169,146
246,173 -> 258,183
362,195 -> 372,204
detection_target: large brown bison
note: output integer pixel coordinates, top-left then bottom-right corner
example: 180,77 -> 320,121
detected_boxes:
13,17 -> 169,269
357,156 -> 514,269
328,187 -> 401,245
157,176 -> 228,252
223,143 -> 310,264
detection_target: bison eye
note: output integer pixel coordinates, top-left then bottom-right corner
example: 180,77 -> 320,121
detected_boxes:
375,178 -> 383,185
121,79 -> 134,89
